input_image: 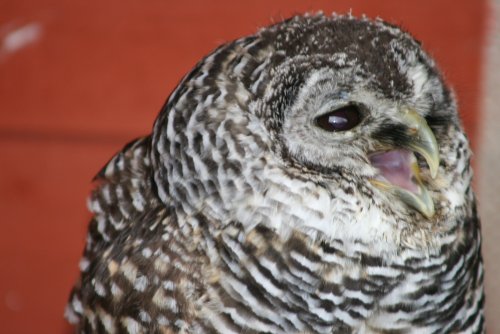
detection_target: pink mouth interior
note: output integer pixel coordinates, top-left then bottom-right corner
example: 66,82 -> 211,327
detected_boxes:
369,150 -> 418,193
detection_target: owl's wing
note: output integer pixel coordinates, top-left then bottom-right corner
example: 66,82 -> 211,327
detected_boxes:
65,136 -> 178,331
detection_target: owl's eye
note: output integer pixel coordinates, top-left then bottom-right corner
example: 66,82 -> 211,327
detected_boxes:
315,105 -> 361,132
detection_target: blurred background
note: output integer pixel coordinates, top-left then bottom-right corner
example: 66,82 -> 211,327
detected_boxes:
0,0 -> 498,333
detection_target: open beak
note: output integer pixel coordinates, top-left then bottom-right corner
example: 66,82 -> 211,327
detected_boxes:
369,109 -> 440,218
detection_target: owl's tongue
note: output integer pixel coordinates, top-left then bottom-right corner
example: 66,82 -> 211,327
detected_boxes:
369,150 -> 419,193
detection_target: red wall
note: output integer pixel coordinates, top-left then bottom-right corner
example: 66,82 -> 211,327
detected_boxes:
0,1 -> 487,333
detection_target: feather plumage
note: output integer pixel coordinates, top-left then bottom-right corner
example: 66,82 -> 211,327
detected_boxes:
67,14 -> 484,333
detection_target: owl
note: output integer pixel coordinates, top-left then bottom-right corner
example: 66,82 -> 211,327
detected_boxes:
66,14 -> 485,333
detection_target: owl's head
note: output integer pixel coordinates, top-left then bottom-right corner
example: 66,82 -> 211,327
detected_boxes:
152,14 -> 471,251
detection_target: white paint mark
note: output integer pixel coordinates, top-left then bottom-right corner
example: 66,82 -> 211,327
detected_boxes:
4,290 -> 22,312
1,23 -> 42,55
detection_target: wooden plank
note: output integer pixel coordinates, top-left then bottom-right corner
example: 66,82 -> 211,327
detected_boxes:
0,140 -> 122,333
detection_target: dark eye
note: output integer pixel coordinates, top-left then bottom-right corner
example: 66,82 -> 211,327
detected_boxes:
315,105 -> 362,132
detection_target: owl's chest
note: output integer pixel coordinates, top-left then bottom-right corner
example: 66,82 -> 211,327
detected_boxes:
202,226 -> 480,334
273,251 -> 443,332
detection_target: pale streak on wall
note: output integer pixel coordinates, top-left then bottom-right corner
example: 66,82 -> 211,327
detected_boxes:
478,0 -> 500,331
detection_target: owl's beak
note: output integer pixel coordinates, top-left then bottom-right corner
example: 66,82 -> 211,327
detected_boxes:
400,109 -> 439,179
369,109 -> 439,218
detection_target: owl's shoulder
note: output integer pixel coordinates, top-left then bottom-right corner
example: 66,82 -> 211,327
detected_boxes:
67,137 -> 207,331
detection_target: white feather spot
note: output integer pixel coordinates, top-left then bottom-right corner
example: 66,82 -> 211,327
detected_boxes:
134,275 -> 148,292
153,288 -> 178,313
79,257 -> 90,272
120,261 -> 138,283
139,310 -> 151,323
157,315 -> 169,326
64,305 -> 79,324
111,283 -> 123,299
92,279 -> 107,297
120,317 -> 143,334
141,247 -> 152,258
408,64 -> 429,97
98,309 -> 116,334
163,280 -> 176,291
71,295 -> 84,314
